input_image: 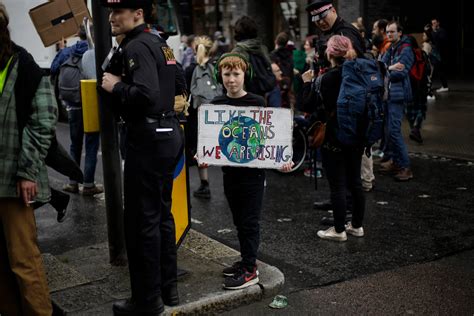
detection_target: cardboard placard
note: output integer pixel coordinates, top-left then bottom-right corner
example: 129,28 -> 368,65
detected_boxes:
197,105 -> 294,169
29,0 -> 91,47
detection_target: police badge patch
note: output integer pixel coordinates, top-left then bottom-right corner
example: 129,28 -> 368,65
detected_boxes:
128,57 -> 139,71
161,47 -> 177,65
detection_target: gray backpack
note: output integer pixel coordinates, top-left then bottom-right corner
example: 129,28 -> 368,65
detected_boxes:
190,62 -> 222,109
58,55 -> 84,104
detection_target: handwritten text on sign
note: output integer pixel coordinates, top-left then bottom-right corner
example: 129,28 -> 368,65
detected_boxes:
197,105 -> 293,169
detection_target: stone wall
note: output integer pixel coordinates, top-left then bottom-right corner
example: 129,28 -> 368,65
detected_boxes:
337,0 -> 361,25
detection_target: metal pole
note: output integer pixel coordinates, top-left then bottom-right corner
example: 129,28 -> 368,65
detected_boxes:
91,1 -> 127,266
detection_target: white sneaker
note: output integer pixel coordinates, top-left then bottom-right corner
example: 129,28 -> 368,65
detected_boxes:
317,227 -> 347,241
361,180 -> 373,192
436,87 -> 449,93
427,95 -> 436,101
345,222 -> 364,237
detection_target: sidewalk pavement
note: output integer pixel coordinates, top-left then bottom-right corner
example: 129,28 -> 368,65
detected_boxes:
43,229 -> 284,315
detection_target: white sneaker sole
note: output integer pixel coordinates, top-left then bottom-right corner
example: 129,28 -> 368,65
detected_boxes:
317,231 -> 347,241
223,270 -> 259,277
223,277 -> 259,290
346,230 -> 364,237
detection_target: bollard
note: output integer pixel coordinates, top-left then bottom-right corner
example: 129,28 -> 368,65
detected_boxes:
80,79 -> 100,133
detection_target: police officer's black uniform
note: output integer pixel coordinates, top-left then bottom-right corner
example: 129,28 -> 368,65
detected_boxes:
101,1 -> 185,314
306,0 -> 366,59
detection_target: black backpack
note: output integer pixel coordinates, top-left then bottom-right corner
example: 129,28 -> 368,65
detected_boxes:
58,55 -> 84,103
246,53 -> 277,96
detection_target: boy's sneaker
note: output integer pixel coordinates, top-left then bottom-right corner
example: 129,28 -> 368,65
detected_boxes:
82,185 -> 104,196
223,262 -> 260,277
317,227 -> 347,242
193,183 -> 210,199
63,183 -> 79,194
223,266 -> 259,290
436,87 -> 449,93
345,222 -> 364,237
222,261 -> 244,277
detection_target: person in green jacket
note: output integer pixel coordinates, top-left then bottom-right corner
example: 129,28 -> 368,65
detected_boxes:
0,4 -> 57,315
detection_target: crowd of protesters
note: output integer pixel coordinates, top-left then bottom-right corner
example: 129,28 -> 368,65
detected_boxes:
0,0 -> 454,313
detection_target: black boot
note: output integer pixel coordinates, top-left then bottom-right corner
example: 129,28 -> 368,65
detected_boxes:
409,128 -> 423,144
193,181 -> 210,199
112,297 -> 164,316
162,285 -> 179,306
49,188 -> 70,223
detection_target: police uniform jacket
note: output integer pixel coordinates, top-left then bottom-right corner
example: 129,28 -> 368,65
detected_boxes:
112,24 -> 185,124
320,16 -> 366,58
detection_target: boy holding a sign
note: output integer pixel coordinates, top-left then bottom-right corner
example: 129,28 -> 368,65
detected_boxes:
197,53 -> 292,290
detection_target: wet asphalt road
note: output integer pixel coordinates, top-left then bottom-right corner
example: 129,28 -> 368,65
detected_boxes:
36,80 -> 474,313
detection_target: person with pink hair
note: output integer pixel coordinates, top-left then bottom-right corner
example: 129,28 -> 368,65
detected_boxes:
300,35 -> 365,242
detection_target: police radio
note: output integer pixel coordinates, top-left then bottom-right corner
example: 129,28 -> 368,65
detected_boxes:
101,46 -> 123,76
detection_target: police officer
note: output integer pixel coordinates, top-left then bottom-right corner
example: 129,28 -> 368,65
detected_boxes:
100,0 -> 185,314
302,0 -> 367,223
306,0 -> 365,59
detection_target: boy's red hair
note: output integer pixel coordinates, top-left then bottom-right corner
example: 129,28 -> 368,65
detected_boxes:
218,54 -> 248,73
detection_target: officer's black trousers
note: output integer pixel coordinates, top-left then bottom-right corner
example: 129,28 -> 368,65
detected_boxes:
123,120 -> 183,304
223,168 -> 265,269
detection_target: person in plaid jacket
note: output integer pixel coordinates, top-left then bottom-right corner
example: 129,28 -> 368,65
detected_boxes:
0,4 -> 57,315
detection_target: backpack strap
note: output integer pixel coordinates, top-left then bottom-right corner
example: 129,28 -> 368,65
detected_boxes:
396,43 -> 412,55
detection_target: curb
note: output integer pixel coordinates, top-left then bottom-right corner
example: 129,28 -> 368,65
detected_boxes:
45,229 -> 285,315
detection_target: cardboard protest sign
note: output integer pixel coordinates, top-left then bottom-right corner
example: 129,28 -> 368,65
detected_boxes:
29,0 -> 91,47
197,105 -> 293,169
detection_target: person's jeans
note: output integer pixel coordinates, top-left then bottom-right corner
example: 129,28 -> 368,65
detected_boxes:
322,147 -> 365,233
67,107 -> 100,186
387,101 -> 410,169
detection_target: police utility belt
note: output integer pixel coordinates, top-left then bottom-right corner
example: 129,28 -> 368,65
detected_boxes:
144,111 -> 177,123
126,111 -> 178,145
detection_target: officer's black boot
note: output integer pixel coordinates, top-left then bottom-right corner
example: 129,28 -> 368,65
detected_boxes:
162,284 -> 179,306
112,297 -> 164,316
